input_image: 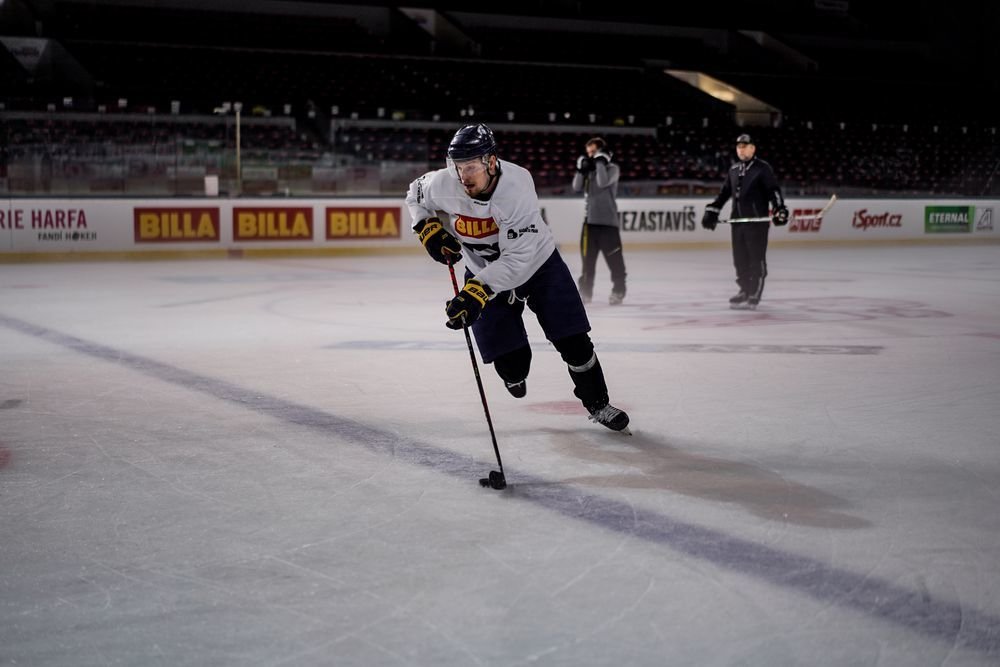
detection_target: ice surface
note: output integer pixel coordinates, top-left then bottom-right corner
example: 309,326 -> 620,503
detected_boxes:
2,243 -> 999,665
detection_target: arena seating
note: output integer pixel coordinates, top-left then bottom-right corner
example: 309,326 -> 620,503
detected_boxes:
2,2 -> 997,196
329,118 -> 997,196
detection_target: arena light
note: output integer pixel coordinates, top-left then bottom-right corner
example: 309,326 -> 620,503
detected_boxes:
664,69 -> 778,125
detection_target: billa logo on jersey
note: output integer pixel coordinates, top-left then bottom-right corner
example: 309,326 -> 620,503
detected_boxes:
325,207 -> 400,239
789,208 -> 824,232
234,207 -> 312,241
454,215 -> 498,239
134,207 -> 220,242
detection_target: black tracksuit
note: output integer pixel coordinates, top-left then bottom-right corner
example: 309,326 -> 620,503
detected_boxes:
706,157 -> 785,300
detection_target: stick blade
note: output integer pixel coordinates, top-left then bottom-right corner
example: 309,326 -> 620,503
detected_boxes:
480,470 -> 506,490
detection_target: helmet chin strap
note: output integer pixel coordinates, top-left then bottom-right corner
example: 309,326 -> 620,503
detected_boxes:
481,155 -> 500,195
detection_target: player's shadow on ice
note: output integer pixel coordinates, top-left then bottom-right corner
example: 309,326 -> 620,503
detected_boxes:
533,428 -> 870,529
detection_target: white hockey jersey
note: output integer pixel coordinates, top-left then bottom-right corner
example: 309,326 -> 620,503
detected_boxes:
405,160 -> 556,293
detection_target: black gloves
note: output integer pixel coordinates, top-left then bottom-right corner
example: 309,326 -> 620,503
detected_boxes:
593,151 -> 612,166
772,205 -> 789,226
445,278 -> 491,330
576,155 -> 595,173
415,217 -> 462,265
701,209 -> 719,231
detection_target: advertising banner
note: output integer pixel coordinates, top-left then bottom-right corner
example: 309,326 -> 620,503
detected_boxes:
924,205 -> 973,234
2,197 -> 997,257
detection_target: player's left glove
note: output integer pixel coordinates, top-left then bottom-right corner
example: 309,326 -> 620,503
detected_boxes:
445,278 -> 492,330
701,209 -> 719,230
772,205 -> 789,226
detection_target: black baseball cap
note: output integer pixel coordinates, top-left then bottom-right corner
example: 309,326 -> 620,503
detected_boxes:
736,133 -> 754,145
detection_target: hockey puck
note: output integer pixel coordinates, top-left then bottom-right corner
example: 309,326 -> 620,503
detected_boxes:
479,470 -> 506,490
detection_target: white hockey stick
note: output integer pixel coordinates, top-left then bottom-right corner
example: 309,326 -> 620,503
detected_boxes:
718,215 -> 770,224
794,193 -> 838,220
720,194 -> 838,224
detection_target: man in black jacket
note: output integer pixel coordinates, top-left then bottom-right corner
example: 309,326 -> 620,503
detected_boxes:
701,134 -> 789,310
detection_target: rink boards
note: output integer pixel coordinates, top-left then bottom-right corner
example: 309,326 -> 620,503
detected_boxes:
1,196 -> 996,258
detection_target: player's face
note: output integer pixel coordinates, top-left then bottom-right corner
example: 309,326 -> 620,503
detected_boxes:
736,142 -> 756,161
453,156 -> 495,196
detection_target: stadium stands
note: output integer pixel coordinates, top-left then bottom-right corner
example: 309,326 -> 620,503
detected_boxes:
1,1 -> 997,196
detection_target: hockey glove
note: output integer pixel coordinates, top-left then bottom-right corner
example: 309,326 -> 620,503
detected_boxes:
772,205 -> 789,226
593,151 -> 612,165
415,217 -> 462,265
701,209 -> 719,231
445,278 -> 492,330
576,155 -> 595,173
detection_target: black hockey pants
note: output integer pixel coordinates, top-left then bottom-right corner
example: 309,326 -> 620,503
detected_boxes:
731,221 -> 769,300
578,224 -> 626,299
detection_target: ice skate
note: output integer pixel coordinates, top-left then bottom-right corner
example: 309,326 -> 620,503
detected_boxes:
729,291 -> 749,309
505,379 -> 527,398
588,403 -> 631,434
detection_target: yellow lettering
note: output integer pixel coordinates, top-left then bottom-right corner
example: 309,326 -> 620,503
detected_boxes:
329,211 -> 348,236
196,213 -> 215,238
139,213 -> 160,239
237,211 -> 258,238
380,211 -> 398,237
291,212 -> 309,237
265,213 -> 279,236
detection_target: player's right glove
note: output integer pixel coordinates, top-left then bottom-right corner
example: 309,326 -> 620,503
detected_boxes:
576,155 -> 595,173
414,217 -> 462,265
701,209 -> 719,231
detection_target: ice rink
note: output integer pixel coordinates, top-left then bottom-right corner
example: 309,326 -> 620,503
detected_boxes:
2,242 -> 999,666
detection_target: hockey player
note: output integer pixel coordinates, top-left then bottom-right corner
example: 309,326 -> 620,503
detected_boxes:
701,133 -> 789,309
572,137 -> 626,305
405,123 -> 629,432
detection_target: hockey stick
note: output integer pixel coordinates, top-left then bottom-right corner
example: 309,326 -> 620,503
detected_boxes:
448,262 -> 507,490
720,194 -> 838,224
717,216 -> 770,224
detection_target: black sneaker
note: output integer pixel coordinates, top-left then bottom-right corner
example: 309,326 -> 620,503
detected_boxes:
505,380 -> 527,398
588,404 -> 631,433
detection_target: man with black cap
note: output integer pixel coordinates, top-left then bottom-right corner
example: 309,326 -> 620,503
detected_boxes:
701,133 -> 788,309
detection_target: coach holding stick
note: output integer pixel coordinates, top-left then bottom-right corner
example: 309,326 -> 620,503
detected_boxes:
701,133 -> 789,310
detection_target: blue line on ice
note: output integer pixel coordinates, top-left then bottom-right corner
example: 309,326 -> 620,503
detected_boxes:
1,313 -> 994,655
